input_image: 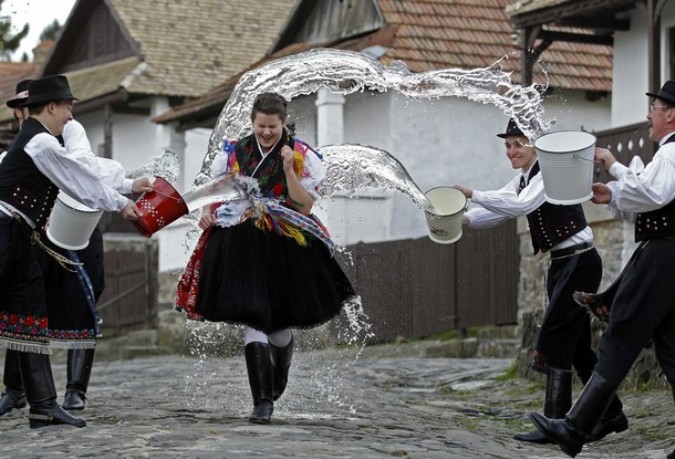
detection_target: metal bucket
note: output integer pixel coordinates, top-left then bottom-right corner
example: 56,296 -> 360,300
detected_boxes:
424,187 -> 468,244
46,191 -> 103,250
534,131 -> 597,205
132,177 -> 188,237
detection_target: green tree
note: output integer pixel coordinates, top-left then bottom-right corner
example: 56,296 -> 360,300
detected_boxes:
0,0 -> 30,61
39,19 -> 61,42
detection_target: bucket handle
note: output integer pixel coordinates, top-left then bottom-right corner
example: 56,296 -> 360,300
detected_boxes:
572,153 -> 594,162
151,188 -> 184,203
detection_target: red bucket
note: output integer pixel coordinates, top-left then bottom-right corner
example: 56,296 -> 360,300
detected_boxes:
132,177 -> 188,237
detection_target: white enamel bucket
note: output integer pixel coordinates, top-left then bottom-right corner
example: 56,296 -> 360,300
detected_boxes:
46,191 -> 103,250
534,131 -> 597,205
424,187 -> 468,244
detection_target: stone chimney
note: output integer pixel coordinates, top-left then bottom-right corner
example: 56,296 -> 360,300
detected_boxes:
31,40 -> 55,65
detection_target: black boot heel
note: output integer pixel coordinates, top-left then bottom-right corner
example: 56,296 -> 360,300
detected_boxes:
63,390 -> 86,411
249,400 -> 273,424
29,406 -> 86,429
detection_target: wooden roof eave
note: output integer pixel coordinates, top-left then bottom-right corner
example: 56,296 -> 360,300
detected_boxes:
507,0 -> 636,29
73,88 -> 129,116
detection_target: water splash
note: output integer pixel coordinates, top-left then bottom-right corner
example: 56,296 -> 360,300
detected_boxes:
126,148 -> 180,184
319,144 -> 432,210
179,48 -> 552,410
195,48 -> 550,187
180,174 -> 249,212
338,296 -> 374,350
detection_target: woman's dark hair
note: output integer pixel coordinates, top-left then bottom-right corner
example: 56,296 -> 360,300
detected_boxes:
251,92 -> 288,123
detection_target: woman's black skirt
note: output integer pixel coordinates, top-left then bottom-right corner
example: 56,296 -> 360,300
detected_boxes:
195,220 -> 355,334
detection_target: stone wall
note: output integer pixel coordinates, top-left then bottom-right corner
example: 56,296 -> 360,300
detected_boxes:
515,204 -> 669,390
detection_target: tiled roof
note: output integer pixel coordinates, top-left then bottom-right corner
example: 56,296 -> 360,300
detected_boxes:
375,0 -> 611,91
0,62 -> 41,129
108,0 -> 298,97
156,0 -> 612,125
0,0 -> 298,123
66,57 -> 142,102
0,58 -> 141,123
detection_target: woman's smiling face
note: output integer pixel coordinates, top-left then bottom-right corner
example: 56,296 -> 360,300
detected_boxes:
253,112 -> 284,150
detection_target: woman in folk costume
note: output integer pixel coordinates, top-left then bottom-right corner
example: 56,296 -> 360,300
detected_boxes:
176,92 -> 356,424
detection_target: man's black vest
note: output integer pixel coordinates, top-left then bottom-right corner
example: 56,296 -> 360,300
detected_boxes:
523,161 -> 588,254
0,118 -> 59,228
635,134 -> 675,241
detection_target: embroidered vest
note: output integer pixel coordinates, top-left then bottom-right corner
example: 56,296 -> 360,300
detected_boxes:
635,135 -> 675,241
0,118 -> 59,228
523,161 -> 588,253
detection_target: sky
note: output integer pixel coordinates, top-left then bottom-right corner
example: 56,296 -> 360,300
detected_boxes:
3,0 -> 77,60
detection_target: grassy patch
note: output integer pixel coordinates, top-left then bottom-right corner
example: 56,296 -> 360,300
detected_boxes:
495,363 -> 518,381
422,330 -> 459,341
635,426 -> 670,441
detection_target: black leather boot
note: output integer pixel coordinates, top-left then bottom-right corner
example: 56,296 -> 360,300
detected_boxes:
270,335 -> 293,401
62,348 -> 95,410
17,352 -> 86,429
513,366 -> 572,444
245,342 -> 274,424
574,363 -> 629,442
585,402 -> 628,442
0,350 -> 26,415
530,372 -> 617,458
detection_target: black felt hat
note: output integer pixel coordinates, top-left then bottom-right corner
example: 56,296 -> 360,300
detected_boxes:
6,79 -> 32,108
25,75 -> 77,107
646,80 -> 675,107
496,118 -> 525,138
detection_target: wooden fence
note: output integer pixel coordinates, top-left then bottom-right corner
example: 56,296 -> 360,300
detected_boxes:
335,220 -> 520,341
97,238 -> 158,337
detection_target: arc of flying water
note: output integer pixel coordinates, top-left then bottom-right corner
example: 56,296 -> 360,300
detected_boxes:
316,144 -> 432,210
194,48 -> 551,188
126,148 -> 181,184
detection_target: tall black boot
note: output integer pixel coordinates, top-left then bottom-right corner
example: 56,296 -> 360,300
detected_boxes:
585,395 -> 628,441
575,363 -> 629,442
0,350 -> 26,415
270,335 -> 293,401
530,372 -> 617,458
513,367 -> 572,444
62,348 -> 95,411
245,343 -> 274,424
17,352 -> 86,429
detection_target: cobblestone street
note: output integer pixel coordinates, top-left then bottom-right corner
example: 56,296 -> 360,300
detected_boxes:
0,342 -> 673,458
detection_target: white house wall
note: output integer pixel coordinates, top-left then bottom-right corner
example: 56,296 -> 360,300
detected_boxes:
312,88 -> 611,244
77,77 -> 610,270
612,3 -> 675,127
76,97 -> 205,273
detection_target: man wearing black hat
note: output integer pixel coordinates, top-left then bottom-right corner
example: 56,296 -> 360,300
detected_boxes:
0,74 -> 144,429
0,78 -> 154,418
452,118 -> 626,446
6,79 -> 31,121
530,83 -> 675,459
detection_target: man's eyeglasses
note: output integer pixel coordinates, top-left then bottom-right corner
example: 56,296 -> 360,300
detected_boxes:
650,104 -> 673,112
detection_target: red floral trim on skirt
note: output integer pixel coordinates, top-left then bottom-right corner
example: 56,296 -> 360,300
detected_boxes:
175,227 -> 212,320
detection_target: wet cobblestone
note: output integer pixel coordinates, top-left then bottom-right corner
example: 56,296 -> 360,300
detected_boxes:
1,342 -> 672,458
